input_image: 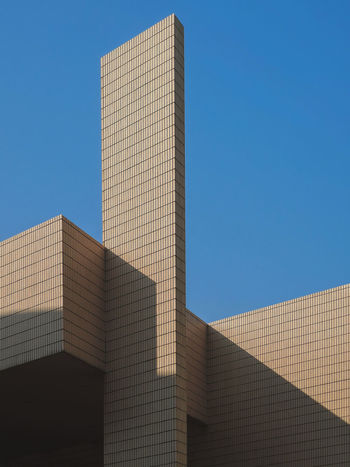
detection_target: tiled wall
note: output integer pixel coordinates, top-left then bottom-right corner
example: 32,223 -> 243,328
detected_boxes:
4,12 -> 348,467
0,216 -> 64,370
189,285 -> 350,466
101,14 -> 187,466
0,215 -> 105,372
186,310 -> 207,423
61,217 -> 105,371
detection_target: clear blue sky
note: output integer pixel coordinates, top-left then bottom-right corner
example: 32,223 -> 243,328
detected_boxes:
1,1 -> 349,323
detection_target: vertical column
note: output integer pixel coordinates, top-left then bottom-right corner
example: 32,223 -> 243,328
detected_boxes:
101,14 -> 186,466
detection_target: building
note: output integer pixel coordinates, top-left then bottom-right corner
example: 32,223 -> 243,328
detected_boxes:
0,14 -> 349,467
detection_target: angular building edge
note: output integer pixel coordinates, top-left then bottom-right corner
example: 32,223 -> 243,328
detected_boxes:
1,12 -> 350,467
101,13 -> 187,466
2,212 -> 349,466
0,214 -> 105,372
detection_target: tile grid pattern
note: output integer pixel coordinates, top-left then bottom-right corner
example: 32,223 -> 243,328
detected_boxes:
101,14 -> 187,466
186,310 -> 207,423
0,216 -> 64,370
0,215 -> 105,372
189,284 -> 350,466
61,217 -> 105,371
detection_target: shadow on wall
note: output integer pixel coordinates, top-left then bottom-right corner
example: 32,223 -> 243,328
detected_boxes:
104,250 -> 181,464
0,347 -> 104,466
2,245 -> 350,466
0,249 -> 179,466
0,265 -> 106,463
188,329 -> 350,467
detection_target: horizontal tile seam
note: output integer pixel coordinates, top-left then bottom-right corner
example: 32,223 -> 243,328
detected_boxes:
209,287 -> 350,324
101,21 -> 183,68
101,129 -> 184,160
101,116 -> 184,153
101,50 -> 184,99
0,216 -> 62,248
101,67 -> 184,112
101,101 -> 184,143
64,328 -> 105,352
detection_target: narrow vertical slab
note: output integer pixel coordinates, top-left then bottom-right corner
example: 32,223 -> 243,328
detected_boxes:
101,14 -> 186,466
61,217 -> 105,371
186,311 -> 207,424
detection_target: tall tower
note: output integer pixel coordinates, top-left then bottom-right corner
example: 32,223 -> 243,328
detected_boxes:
101,14 -> 187,466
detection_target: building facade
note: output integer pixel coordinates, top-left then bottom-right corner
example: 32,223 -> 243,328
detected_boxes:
0,14 -> 349,466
